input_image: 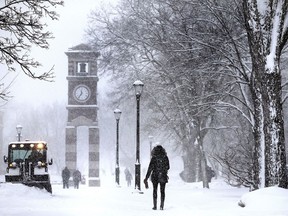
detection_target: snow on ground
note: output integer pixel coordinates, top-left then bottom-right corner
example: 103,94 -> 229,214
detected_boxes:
0,174 -> 287,216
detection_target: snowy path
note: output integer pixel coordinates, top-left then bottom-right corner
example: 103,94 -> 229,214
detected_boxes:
0,177 -> 287,216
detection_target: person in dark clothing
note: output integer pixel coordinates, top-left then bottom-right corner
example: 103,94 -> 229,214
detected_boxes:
73,169 -> 81,189
206,166 -> 215,183
28,149 -> 43,165
62,167 -> 70,189
144,145 -> 170,210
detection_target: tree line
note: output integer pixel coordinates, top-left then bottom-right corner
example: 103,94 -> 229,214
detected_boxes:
85,0 -> 288,190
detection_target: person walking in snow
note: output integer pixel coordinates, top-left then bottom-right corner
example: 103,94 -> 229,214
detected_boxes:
62,166 -> 70,189
124,168 -> 132,187
144,145 -> 170,210
73,169 -> 81,189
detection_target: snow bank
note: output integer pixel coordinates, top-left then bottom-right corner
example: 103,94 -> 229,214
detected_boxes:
239,186 -> 288,212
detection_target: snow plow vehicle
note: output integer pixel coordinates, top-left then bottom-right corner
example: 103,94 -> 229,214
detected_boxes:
3,141 -> 53,193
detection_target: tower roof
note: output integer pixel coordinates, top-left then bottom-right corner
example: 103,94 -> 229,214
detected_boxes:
69,43 -> 92,51
65,43 -> 100,57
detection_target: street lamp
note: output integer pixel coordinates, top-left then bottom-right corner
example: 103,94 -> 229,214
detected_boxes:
133,80 -> 144,192
148,135 -> 153,159
114,108 -> 122,186
16,124 -> 22,142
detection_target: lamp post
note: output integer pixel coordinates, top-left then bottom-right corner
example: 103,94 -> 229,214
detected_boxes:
148,135 -> 153,159
16,124 -> 23,142
133,80 -> 144,192
114,108 -> 122,186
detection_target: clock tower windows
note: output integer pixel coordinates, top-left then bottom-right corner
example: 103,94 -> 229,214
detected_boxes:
77,62 -> 88,74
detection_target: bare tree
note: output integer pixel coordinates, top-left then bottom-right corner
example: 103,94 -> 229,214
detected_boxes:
86,0 -> 247,187
0,0 -> 63,99
87,0 -> 288,190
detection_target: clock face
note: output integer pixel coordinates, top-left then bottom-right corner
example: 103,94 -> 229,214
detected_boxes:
73,85 -> 90,102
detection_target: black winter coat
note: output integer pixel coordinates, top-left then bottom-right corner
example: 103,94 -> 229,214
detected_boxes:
145,155 -> 170,183
62,167 -> 70,181
73,170 -> 81,182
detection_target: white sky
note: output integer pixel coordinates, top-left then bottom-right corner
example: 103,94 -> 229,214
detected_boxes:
5,0 -> 115,106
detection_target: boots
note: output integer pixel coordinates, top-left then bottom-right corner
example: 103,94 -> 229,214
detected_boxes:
152,196 -> 164,210
152,197 -> 157,210
160,196 -> 165,210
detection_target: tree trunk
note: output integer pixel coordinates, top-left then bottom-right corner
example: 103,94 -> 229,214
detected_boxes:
262,72 -> 287,188
242,0 -> 288,190
201,150 -> 209,189
180,150 -> 197,182
180,142 -> 202,183
250,79 -> 265,190
196,135 -> 209,188
194,140 -> 202,182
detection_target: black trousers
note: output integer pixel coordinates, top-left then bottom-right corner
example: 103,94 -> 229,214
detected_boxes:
63,180 -> 69,189
152,181 -> 166,208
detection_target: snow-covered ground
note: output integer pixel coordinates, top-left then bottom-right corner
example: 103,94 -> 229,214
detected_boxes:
0,173 -> 287,216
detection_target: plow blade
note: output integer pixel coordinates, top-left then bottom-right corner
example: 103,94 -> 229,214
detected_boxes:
22,181 -> 52,193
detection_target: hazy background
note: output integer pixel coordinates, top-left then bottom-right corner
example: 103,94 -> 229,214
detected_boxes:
0,0 -> 168,179
0,0 -> 116,174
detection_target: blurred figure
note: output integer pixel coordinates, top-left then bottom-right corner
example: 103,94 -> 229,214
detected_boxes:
62,167 -> 70,189
144,145 -> 170,210
28,149 -> 43,165
124,168 -> 132,187
81,175 -> 86,185
73,169 -> 81,189
206,166 -> 215,183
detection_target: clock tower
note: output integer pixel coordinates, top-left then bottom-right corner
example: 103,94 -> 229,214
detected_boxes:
65,44 -> 100,186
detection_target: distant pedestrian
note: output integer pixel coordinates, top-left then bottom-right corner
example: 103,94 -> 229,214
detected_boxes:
73,169 -> 81,189
144,145 -> 170,210
62,167 -> 70,189
206,166 -> 215,183
124,168 -> 132,187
